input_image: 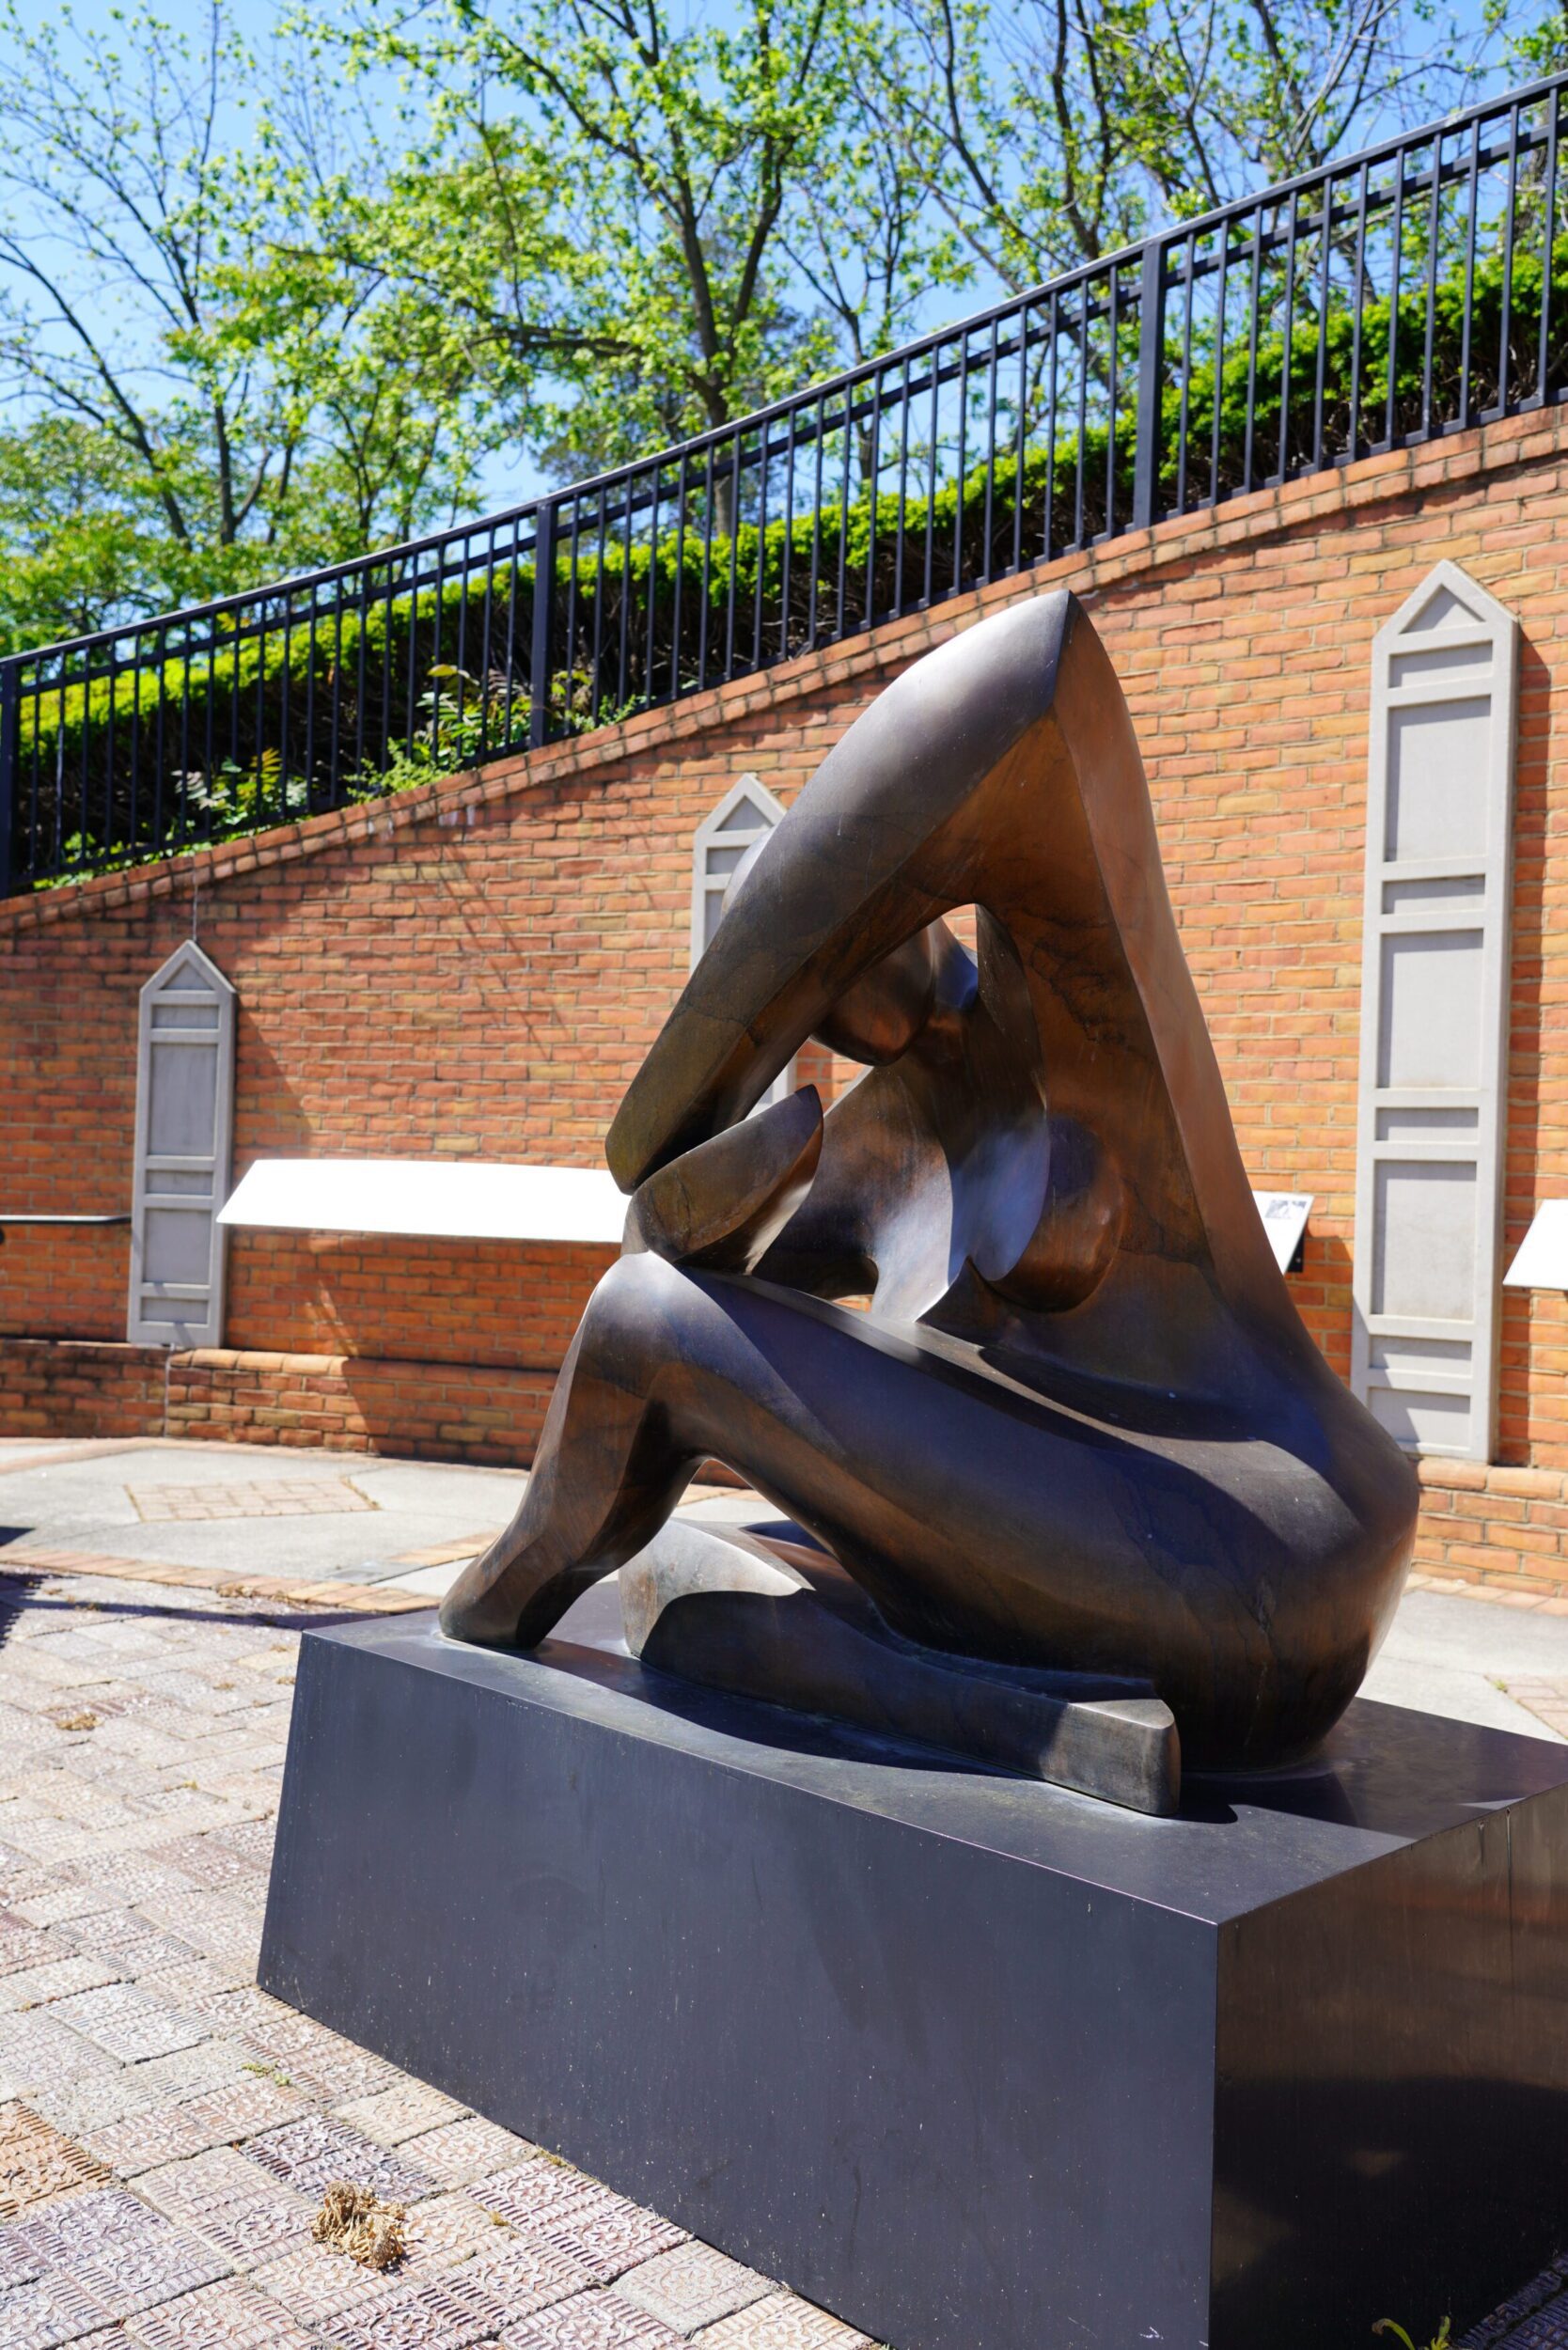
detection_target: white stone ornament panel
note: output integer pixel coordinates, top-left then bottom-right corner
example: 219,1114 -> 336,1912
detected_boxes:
127,941 -> 236,1349
1352,560 -> 1518,1460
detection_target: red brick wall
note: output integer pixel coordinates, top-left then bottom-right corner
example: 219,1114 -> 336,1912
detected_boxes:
6,404 -> 1568,1580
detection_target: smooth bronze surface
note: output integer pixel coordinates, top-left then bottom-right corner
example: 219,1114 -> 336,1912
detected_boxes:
442,591 -> 1419,1782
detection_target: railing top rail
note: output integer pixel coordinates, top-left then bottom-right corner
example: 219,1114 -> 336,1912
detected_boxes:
11,59 -> 1567,681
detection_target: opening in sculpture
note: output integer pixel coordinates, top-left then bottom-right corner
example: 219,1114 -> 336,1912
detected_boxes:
441,590 -> 1419,1812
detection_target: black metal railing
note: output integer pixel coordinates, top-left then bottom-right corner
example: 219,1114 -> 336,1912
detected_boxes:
7,63 -> 1568,892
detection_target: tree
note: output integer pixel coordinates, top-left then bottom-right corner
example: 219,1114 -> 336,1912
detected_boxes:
305,0 -> 901,480
0,0 -> 488,641
876,0 -> 1502,292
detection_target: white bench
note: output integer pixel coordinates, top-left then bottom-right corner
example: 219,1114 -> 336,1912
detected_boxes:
220,1158 -> 1311,1273
217,1158 -> 627,1245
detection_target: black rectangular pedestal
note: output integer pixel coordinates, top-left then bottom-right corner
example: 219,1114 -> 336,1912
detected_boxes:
259,1603 -> 1568,2350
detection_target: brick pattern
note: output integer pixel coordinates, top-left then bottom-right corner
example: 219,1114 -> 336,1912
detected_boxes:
0,1559 -> 910,2349
8,406 -> 1568,1584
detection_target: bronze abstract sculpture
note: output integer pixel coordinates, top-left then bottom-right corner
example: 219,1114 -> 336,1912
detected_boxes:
442,591 -> 1419,1810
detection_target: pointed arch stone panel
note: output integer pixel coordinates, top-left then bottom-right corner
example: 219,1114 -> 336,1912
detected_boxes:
127,941 -> 237,1348
1352,561 -> 1518,1461
692,775 -> 794,1106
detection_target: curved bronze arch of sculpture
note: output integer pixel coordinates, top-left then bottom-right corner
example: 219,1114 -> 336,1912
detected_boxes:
442,591 -> 1419,1810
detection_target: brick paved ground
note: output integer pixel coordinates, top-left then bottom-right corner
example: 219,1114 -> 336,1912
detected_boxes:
0,1565 -> 875,2349
0,1555 -> 1562,2350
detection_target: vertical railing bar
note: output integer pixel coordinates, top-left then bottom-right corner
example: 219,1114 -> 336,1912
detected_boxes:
353,571 -> 368,794
473,536 -> 492,760
1107,263 -> 1122,534
1074,290 -> 1090,547
452,537 -> 470,752
954,328 -> 972,588
753,419 -> 770,672
780,406 -> 797,659
403,554 -> 421,770
1243,204 -> 1264,492
865,365 -> 884,623
302,581 -> 318,816
128,638 -> 142,866
1497,102 -> 1519,415
79,640 -> 93,862
697,443 -> 715,692
201,617 -> 215,826
101,648 -> 117,872
895,354 -> 912,617
330,587 -> 344,805
1460,118 -> 1481,429
1278,191 -> 1299,482
1044,291 -> 1059,559
837,387 -> 853,634
529,497 -> 557,748
0,663 -> 19,899
1421,133 -> 1443,439
55,663 -> 68,870
1311,177 -> 1333,469
1011,305 -> 1029,572
590,490 -> 607,727
982,315 -> 999,576
563,503 -> 582,733
615,486 -> 633,715
1540,90 -> 1560,401
383,560 -> 398,777
1386,148 -> 1405,447
671,453 -> 688,704
153,627 -> 168,856
724,431 -> 742,679
275,593 -> 293,829
1348,161 -> 1370,460
645,464 -> 664,710
1175,242 -> 1196,511
430,542 -> 447,767
923,345 -> 940,603
808,397 -> 825,651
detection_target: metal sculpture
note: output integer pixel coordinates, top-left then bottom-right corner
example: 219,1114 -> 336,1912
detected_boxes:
441,591 -> 1419,1810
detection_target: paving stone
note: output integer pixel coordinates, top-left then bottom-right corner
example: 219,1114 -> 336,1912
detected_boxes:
334,2079 -> 468,2145
50,1989 -> 210,2066
137,2145 -> 315,2266
479,2170 -> 687,2285
499,2289 -> 689,2350
317,2270 -> 514,2349
128,1480 -> 376,1524
0,1959 -> 125,2013
140,1833 -> 263,1889
0,2012 -> 120,2092
244,2240 -> 395,2327
461,2241 -> 604,2319
400,2187 -> 517,2271
285,2042 -> 405,2102
403,2117 -> 540,2186
122,2275 -> 318,2347
17,2186 -> 232,2318
618,2245 -> 773,2335
0,1926 -> 71,1978
60,1920 -> 196,1978
688,2296 -> 873,2349
0,2101 -> 112,2217
244,2111 -> 434,2202
85,2074 -> 309,2175
0,2220 -> 46,2285
0,2267 -> 115,2348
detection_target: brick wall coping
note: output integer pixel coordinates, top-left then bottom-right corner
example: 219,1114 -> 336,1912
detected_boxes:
6,400 -> 1566,941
